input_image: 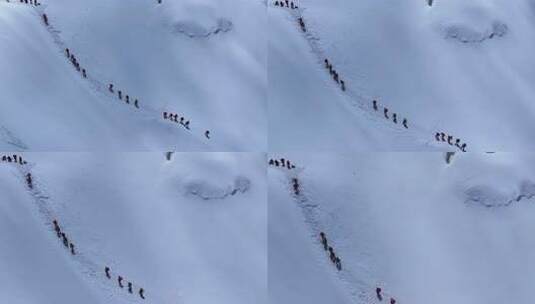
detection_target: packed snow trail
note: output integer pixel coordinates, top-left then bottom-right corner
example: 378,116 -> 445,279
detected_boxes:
268,160 -> 402,304
1,0 -> 266,150
0,156 -> 182,304
29,2 -> 213,146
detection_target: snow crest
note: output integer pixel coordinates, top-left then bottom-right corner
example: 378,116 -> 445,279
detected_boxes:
185,176 -> 251,200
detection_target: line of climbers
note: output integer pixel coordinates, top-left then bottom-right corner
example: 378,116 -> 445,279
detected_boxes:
324,59 -> 346,91
163,112 -> 212,139
107,84 -> 140,109
163,112 -> 190,130
104,266 -> 146,300
434,132 -> 467,152
372,100 -> 408,129
319,232 -> 342,271
269,157 -> 296,169
52,219 -> 76,255
376,287 -> 397,304
15,154 -> 149,302
274,0 -> 298,9
8,0 -> 41,6
1,154 -> 27,165
30,2 -> 212,142
278,3 -> 413,133
65,48 -> 87,79
291,177 -> 300,195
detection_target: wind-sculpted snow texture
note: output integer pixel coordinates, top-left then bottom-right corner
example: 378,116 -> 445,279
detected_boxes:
269,153 -> 535,304
0,153 -> 267,304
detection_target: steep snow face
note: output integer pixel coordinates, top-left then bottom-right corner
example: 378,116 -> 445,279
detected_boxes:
0,153 -> 267,304
270,0 -> 535,150
268,6 -> 431,151
0,0 -> 266,151
0,164 -> 101,304
269,153 -> 535,304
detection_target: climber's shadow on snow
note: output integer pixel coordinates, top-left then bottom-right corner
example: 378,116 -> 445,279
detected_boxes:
184,176 -> 251,200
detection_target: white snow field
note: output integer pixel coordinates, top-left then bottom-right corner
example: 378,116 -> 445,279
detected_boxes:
269,153 -> 535,304
0,0 -> 266,151
0,152 -> 267,304
269,0 -> 535,151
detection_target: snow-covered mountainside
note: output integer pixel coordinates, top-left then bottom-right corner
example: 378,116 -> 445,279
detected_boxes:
269,152 -> 535,304
0,152 -> 267,304
269,0 -> 535,151
0,0 -> 266,151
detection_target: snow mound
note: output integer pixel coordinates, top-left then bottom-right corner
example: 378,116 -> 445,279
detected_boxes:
465,180 -> 535,207
173,18 -> 233,38
185,176 -> 251,200
443,21 -> 508,43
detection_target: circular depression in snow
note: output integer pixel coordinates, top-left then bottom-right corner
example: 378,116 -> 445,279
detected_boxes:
434,4 -> 508,43
443,21 -> 508,43
173,18 -> 233,38
465,181 -> 535,207
185,176 -> 251,200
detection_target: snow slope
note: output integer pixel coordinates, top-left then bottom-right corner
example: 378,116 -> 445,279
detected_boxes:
269,0 -> 535,151
0,0 -> 266,151
0,152 -> 267,304
269,152 -> 535,304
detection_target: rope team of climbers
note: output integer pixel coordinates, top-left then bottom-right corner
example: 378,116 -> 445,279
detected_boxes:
9,0 -> 215,142
268,162 -> 403,303
273,1 -> 472,151
1,155 -> 149,300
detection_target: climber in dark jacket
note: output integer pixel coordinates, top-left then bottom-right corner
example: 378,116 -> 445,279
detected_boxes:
376,287 -> 383,301
335,256 -> 342,270
320,232 -> 328,251
139,288 -> 145,299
